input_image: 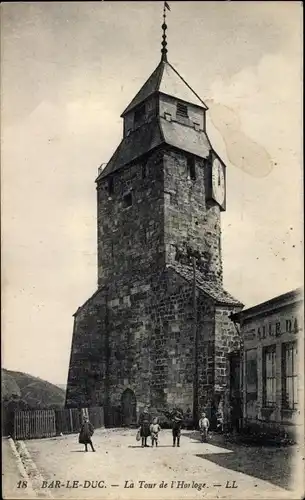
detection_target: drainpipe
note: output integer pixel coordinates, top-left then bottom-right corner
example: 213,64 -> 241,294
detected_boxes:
104,290 -> 111,427
229,312 -> 243,430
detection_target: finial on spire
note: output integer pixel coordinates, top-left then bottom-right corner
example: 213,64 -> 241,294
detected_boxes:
161,2 -> 170,62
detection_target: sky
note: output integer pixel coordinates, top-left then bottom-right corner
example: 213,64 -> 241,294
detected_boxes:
1,1 -> 303,385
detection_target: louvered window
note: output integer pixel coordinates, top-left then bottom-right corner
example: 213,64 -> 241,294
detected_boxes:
176,102 -> 188,117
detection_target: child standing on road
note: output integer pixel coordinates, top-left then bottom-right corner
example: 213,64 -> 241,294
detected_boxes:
172,409 -> 183,447
162,407 -> 184,447
150,417 -> 161,447
199,412 -> 210,442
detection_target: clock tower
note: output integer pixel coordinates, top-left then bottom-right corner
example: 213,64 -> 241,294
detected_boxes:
96,52 -> 227,288
209,157 -> 226,211
66,5 -> 243,426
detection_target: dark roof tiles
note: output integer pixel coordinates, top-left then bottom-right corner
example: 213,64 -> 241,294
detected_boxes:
97,118 -> 212,180
121,60 -> 207,116
98,119 -> 163,179
169,263 -> 244,307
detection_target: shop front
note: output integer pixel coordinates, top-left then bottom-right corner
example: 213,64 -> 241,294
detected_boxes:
231,288 -> 302,441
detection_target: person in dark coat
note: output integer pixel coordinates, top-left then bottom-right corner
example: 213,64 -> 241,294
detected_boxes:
79,416 -> 95,452
161,406 -> 184,446
172,412 -> 183,448
138,407 -> 151,447
171,408 -> 183,447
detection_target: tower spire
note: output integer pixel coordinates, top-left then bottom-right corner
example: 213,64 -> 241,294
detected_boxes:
161,2 -> 170,62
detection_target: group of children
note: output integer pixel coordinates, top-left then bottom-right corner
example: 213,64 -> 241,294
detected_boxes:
139,409 -> 211,447
148,413 -> 185,447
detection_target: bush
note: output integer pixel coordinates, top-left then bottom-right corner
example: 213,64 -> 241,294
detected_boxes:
240,422 -> 296,446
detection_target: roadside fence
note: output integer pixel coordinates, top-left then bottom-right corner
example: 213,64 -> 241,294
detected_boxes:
2,406 -> 104,440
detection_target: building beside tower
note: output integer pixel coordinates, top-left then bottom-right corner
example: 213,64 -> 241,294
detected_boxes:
65,16 -> 244,427
231,288 -> 302,441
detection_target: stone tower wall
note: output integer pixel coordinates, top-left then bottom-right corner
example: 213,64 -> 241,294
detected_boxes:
163,149 -> 223,284
65,291 -> 108,408
67,135 -> 240,424
66,266 -> 241,424
97,148 -> 165,289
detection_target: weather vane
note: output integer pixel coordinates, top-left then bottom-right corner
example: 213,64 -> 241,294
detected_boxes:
161,1 -> 171,61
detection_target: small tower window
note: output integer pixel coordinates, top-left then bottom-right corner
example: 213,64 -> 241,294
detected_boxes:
134,103 -> 146,127
177,102 -> 188,118
142,163 -> 148,179
187,156 -> 196,180
144,228 -> 149,244
108,177 -> 114,195
123,192 -> 133,208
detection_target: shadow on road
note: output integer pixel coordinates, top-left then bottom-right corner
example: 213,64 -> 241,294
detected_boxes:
196,449 -> 292,490
181,432 -> 293,491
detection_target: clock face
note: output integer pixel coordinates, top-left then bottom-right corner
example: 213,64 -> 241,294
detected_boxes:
212,158 -> 225,207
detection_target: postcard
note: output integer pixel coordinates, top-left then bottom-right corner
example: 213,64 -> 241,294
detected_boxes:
1,1 -> 304,499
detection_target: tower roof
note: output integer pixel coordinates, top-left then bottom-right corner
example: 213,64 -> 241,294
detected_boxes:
121,60 -> 208,116
96,117 -> 211,180
169,263 -> 244,307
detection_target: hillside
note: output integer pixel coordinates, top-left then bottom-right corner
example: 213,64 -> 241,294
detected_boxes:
56,383 -> 67,392
2,369 -> 66,409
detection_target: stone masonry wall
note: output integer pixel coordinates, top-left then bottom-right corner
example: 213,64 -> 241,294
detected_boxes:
99,268 -> 212,414
213,306 -> 243,414
196,293 -> 216,410
97,148 -> 165,289
163,149 -> 223,285
66,267 -> 226,420
66,271 -> 242,427
66,291 -> 108,408
67,146 -> 237,425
